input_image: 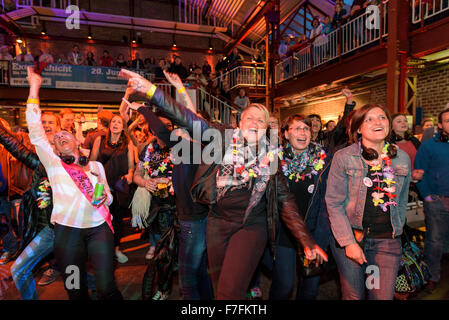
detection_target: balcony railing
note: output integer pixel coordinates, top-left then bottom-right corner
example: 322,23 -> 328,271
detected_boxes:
217,62 -> 266,92
412,0 -> 449,24
275,2 -> 388,84
15,0 -> 79,9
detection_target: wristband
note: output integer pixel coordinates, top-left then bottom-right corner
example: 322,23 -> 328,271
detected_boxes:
27,98 -> 40,105
146,84 -> 157,100
177,87 -> 186,94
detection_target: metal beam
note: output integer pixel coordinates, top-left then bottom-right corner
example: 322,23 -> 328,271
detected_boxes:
223,0 -> 274,56
410,15 -> 449,57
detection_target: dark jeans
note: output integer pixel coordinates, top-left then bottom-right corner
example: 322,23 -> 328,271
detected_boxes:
53,222 -> 122,300
178,217 -> 213,300
330,237 -> 402,300
0,196 -> 18,254
109,194 -> 125,248
423,195 -> 449,282
206,216 -> 267,299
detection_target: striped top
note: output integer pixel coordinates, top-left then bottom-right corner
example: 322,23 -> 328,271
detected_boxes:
26,102 -> 113,229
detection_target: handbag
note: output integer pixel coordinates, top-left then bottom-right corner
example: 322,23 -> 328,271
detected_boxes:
395,231 -> 430,294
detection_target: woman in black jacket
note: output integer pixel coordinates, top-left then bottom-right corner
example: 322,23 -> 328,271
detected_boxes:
119,69 -> 328,299
0,114 -> 57,300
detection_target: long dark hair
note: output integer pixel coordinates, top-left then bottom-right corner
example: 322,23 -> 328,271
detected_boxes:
390,113 -> 414,142
350,104 -> 397,159
104,115 -> 129,153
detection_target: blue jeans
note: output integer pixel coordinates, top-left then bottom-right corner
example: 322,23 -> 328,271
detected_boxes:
178,217 -> 213,300
423,196 -> 449,282
330,237 -> 402,300
10,226 -> 54,300
0,196 -> 18,254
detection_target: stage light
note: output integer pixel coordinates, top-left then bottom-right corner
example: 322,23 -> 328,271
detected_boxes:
88,33 -> 92,40
41,28 -> 47,35
173,43 -> 177,47
16,38 -> 23,44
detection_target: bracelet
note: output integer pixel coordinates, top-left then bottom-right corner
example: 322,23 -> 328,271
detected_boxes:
177,87 -> 186,94
27,98 -> 40,105
146,84 -> 157,100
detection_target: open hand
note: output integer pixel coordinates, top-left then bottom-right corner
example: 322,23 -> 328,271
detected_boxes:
163,70 -> 183,90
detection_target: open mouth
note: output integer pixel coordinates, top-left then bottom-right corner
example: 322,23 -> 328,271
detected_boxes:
373,127 -> 385,132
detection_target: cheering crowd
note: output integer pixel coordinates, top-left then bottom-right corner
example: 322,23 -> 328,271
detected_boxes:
0,64 -> 448,300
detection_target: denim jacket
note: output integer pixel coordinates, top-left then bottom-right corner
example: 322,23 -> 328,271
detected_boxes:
325,143 -> 411,247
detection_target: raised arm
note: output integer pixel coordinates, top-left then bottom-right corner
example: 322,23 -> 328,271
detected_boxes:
118,69 -> 217,137
25,67 -> 60,169
163,70 -> 196,114
0,120 -> 40,170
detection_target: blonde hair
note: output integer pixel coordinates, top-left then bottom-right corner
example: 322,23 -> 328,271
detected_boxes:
242,103 -> 270,124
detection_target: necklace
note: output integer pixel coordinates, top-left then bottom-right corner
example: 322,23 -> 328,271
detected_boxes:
367,143 -> 397,212
231,128 -> 276,179
279,142 -> 327,182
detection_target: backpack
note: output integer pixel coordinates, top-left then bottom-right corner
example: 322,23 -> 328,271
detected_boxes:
395,237 -> 430,293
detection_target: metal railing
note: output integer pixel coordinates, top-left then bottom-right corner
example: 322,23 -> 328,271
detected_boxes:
15,0 -> 79,8
177,0 -> 225,27
412,0 -> 449,24
0,60 -> 9,85
275,2 -> 389,84
218,63 -> 266,92
153,83 -> 239,125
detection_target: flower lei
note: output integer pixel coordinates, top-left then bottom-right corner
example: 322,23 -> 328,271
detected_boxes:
279,142 -> 327,182
36,178 -> 51,209
231,128 -> 276,179
142,143 -> 174,195
369,143 -> 397,212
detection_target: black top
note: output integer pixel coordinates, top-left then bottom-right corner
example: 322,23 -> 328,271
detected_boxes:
362,165 -> 394,239
98,136 -> 129,189
215,180 -> 267,225
279,175 -> 314,248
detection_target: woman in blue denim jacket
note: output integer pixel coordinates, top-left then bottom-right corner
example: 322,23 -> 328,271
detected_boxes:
325,104 -> 411,300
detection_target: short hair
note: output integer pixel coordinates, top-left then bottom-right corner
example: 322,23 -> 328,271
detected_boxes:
241,103 -> 270,124
438,109 -> 449,124
59,108 -> 74,118
97,110 -> 114,127
42,112 -> 61,127
325,120 -> 336,129
281,114 -> 312,136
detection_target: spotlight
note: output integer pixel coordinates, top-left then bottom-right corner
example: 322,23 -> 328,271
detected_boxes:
209,47 -> 213,50
173,43 -> 177,47
16,38 -> 23,44
41,28 -> 47,36
87,33 -> 92,40
132,38 -> 136,44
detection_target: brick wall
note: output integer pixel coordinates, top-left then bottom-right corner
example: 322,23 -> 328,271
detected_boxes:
417,66 -> 449,120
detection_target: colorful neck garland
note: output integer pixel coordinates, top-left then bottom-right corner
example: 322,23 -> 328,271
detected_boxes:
142,143 -> 174,195
231,128 -> 276,179
279,142 -> 327,182
36,178 -> 51,209
367,143 -> 397,212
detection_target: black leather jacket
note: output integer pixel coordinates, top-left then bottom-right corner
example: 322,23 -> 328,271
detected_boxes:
0,122 -> 52,249
147,88 -> 316,259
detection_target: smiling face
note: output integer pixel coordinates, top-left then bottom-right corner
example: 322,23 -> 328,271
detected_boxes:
309,116 -> 322,134
422,119 -> 434,131
358,107 -> 390,143
284,119 -> 311,154
53,130 -> 78,155
239,105 -> 268,144
392,115 -> 408,136
42,113 -> 60,140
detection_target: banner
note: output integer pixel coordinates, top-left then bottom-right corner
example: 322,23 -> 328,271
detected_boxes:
9,61 -> 152,92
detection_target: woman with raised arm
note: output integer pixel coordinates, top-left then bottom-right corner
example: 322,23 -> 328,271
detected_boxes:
325,104 -> 411,300
90,114 -> 135,264
119,69 -> 327,300
25,66 -> 122,300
